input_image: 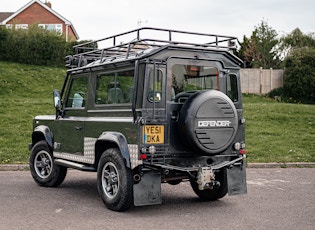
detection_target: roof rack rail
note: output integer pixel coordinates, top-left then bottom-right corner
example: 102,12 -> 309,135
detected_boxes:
66,27 -> 239,69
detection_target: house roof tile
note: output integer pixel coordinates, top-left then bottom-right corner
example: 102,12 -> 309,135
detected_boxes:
0,12 -> 14,23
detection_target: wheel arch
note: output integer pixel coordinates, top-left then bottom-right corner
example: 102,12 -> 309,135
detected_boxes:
95,132 -> 131,168
31,125 -> 53,150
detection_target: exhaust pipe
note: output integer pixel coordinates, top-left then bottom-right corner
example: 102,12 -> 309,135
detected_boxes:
133,174 -> 141,182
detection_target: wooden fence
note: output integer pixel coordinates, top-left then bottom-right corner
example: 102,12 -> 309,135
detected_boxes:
240,68 -> 284,95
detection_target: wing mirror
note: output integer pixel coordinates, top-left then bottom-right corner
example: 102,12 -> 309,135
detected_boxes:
53,90 -> 61,109
53,90 -> 63,118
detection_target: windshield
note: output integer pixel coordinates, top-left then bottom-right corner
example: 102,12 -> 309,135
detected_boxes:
171,64 -> 219,98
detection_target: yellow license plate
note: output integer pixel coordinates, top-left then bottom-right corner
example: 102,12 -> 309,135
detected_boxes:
143,125 -> 164,144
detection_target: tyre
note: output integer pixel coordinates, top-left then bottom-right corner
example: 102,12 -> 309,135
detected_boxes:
190,169 -> 228,201
178,90 -> 238,155
29,140 -> 67,187
97,148 -> 133,211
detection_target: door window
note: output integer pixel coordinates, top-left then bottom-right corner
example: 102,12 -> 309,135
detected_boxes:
65,77 -> 88,108
147,69 -> 163,103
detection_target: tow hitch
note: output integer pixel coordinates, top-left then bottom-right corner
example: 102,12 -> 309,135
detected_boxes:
197,167 -> 220,190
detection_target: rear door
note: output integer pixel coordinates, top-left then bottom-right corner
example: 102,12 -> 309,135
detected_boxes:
140,63 -> 168,162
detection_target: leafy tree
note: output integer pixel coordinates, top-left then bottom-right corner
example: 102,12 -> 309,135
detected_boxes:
281,30 -> 315,104
237,35 -> 258,68
238,20 -> 280,68
279,28 -> 315,59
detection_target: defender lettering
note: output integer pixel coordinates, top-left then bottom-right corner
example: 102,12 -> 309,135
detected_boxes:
198,121 -> 232,127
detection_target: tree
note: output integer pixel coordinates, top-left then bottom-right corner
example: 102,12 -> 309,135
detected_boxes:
281,29 -> 315,104
238,20 -> 280,68
237,35 -> 258,68
279,28 -> 315,59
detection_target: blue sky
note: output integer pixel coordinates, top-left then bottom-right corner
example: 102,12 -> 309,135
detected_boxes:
1,0 -> 314,41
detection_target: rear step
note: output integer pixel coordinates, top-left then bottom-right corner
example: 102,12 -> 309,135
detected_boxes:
55,159 -> 96,172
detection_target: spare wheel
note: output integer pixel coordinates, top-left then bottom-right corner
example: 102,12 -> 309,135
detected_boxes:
178,90 -> 238,155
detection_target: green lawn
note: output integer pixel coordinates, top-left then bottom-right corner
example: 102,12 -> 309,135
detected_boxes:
0,62 -> 65,163
0,61 -> 314,164
243,94 -> 315,163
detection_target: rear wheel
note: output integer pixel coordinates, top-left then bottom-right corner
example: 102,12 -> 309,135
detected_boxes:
190,169 -> 228,201
29,140 -> 67,187
97,148 -> 133,211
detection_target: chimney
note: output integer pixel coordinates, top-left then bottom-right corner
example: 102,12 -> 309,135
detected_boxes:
44,1 -> 52,8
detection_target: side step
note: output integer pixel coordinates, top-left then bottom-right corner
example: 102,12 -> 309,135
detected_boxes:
55,159 -> 96,172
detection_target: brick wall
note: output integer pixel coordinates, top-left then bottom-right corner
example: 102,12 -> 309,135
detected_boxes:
8,2 -> 62,24
7,2 -> 77,41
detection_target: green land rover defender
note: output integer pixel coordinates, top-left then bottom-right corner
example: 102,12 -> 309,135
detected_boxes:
29,27 -> 247,211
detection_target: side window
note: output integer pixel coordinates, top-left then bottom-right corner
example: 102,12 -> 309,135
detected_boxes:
227,74 -> 238,102
95,70 -> 134,105
65,77 -> 88,108
148,69 -> 163,102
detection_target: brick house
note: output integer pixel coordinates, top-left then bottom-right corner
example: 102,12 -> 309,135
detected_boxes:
0,0 -> 79,41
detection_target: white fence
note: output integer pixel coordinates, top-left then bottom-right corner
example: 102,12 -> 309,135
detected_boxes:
240,68 -> 284,95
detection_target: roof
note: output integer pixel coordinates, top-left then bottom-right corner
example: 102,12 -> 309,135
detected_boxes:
0,12 -> 14,24
1,0 -> 79,40
66,27 -> 242,70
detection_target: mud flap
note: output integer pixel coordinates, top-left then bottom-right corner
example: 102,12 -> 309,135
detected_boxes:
227,161 -> 247,195
133,171 -> 162,206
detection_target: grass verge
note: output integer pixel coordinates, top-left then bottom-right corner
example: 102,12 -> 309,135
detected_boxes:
0,62 -> 65,164
243,94 -> 314,163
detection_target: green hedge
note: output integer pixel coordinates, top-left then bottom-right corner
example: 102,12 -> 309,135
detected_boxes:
283,47 -> 315,104
0,25 -> 76,67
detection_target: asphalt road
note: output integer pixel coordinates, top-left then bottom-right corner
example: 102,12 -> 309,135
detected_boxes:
0,168 -> 314,230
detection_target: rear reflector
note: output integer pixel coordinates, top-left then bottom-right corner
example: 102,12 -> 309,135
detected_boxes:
140,154 -> 147,160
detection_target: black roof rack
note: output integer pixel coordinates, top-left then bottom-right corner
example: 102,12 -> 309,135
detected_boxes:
66,27 -> 238,69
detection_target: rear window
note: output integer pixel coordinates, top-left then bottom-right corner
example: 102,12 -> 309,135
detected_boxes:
171,64 -> 219,97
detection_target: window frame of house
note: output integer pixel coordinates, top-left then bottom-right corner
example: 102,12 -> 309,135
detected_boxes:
38,23 -> 63,35
16,24 -> 28,30
6,24 -> 29,30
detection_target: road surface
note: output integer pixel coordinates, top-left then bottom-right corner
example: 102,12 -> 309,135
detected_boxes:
0,168 -> 314,230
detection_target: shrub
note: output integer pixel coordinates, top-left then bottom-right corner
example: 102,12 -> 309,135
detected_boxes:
267,87 -> 284,101
0,25 -> 77,67
283,47 -> 315,104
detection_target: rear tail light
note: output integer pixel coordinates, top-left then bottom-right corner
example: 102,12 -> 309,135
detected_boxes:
140,154 -> 147,160
234,142 -> 245,154
234,142 -> 241,150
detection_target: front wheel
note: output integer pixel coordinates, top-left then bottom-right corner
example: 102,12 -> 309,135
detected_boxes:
190,169 -> 228,201
97,148 -> 133,211
29,140 -> 67,187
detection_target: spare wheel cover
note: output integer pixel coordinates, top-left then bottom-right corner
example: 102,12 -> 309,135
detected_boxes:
178,90 -> 238,155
